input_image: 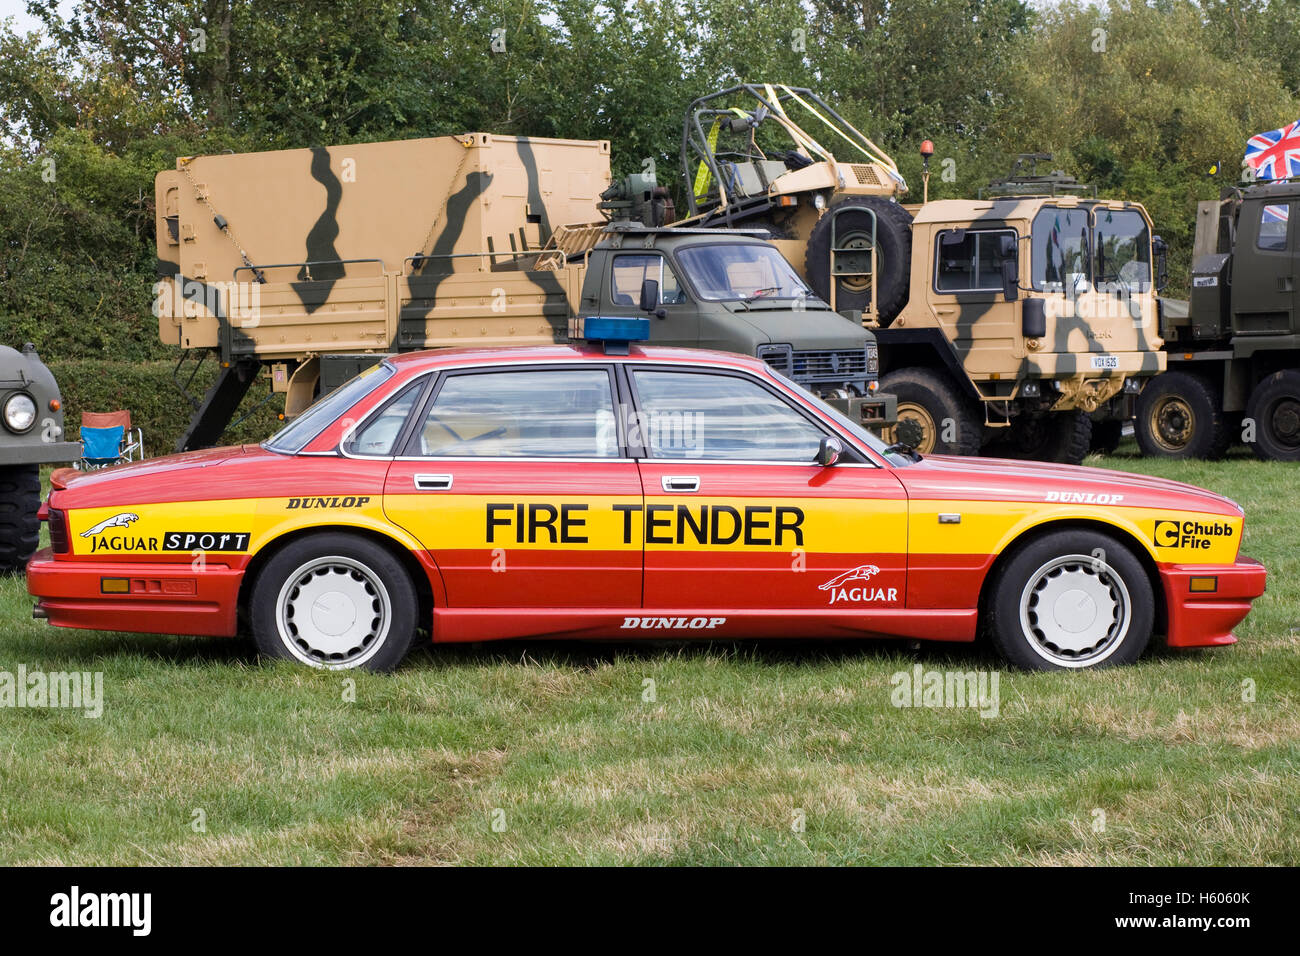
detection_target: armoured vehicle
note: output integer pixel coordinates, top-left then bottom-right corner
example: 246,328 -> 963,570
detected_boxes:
618,84 -> 1169,462
154,133 -> 889,449
0,343 -> 80,571
1137,178 -> 1300,460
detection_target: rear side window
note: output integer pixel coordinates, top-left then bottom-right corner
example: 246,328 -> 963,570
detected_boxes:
935,228 -> 1016,292
1258,203 -> 1291,251
414,368 -> 619,458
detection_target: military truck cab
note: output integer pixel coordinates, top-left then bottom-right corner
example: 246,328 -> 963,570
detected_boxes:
876,195 -> 1166,461
1140,179 -> 1300,460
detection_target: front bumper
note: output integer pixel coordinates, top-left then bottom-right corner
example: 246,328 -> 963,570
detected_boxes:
26,549 -> 243,638
1160,556 -> 1267,648
824,392 -> 897,427
6,440 -> 82,466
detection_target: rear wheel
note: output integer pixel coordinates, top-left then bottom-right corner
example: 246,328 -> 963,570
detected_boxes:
987,530 -> 1153,670
251,533 -> 418,671
878,367 -> 981,455
1245,369 -> 1300,461
805,197 -> 912,322
0,464 -> 41,573
1134,371 -> 1228,459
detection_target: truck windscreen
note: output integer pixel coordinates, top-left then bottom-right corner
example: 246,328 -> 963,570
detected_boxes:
676,244 -> 812,302
1032,205 -> 1151,293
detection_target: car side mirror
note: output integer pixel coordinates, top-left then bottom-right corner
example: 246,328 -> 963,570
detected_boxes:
1022,297 -> 1047,338
816,435 -> 843,467
639,278 -> 660,312
1001,257 -> 1019,302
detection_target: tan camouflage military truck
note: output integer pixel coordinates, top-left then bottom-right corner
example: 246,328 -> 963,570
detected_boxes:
155,132 -> 889,450
650,84 -> 1169,463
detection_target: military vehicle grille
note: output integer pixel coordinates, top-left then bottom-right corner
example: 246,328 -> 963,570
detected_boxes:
758,345 -> 873,383
850,164 -> 882,186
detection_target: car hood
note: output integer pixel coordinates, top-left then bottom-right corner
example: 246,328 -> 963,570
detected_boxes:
897,454 -> 1243,516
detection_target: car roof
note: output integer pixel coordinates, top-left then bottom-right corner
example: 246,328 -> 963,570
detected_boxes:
385,344 -> 772,374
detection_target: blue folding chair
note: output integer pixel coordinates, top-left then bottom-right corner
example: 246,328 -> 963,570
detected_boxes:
77,410 -> 144,470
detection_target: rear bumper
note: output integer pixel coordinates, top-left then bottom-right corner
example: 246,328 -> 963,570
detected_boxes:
26,549 -> 242,638
1160,557 -> 1266,648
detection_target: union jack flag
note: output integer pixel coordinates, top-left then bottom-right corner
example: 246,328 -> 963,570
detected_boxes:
1244,120 -> 1300,180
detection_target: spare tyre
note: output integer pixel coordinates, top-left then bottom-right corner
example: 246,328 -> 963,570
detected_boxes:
805,196 -> 912,323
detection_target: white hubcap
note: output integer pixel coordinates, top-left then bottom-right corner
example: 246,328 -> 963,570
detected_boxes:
1019,554 -> 1131,667
276,556 -> 391,668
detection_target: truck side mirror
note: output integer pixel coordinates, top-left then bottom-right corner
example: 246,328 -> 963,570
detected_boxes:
1001,258 -> 1019,302
639,278 -> 660,313
1022,297 -> 1047,338
816,436 -> 843,467
1153,235 -> 1169,292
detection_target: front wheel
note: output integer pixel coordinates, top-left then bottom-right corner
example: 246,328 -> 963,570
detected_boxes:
1134,371 -> 1228,459
878,367 -> 981,456
0,464 -> 41,573
986,530 -> 1153,670
250,533 -> 419,671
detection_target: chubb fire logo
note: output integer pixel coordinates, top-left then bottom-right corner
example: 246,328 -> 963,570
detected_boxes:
81,513 -> 139,537
1154,518 -> 1235,549
819,564 -> 897,605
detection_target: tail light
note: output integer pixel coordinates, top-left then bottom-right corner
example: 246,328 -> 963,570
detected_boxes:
48,508 -> 70,554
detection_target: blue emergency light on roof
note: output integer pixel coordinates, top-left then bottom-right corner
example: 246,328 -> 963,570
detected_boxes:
578,316 -> 650,355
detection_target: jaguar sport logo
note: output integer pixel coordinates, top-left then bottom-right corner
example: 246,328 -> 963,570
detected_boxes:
819,565 -> 897,605
1154,518 -> 1234,549
81,513 -> 139,537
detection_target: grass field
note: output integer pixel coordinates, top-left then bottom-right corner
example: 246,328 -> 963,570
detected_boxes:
1,442 -> 1296,865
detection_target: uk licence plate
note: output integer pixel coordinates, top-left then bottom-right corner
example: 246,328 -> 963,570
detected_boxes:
1090,354 -> 1119,370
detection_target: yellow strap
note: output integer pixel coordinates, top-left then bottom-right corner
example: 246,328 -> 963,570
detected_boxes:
693,117 -> 723,201
779,84 -> 897,171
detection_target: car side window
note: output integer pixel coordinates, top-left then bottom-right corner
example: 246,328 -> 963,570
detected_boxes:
415,368 -> 619,458
632,369 -> 824,461
343,381 -> 423,456
611,254 -> 686,305
935,228 -> 1016,292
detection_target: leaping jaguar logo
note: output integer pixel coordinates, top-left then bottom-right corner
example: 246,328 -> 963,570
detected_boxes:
81,513 -> 140,537
818,564 -> 881,591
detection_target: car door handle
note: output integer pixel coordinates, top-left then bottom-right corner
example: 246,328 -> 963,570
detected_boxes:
414,474 -> 454,491
661,475 -> 700,493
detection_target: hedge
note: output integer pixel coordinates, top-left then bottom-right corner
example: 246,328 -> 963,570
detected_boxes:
46,360 -> 286,459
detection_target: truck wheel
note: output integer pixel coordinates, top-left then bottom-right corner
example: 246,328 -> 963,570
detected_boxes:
1134,371 -> 1229,459
1245,369 -> 1300,461
1000,410 -> 1093,465
1089,419 -> 1124,455
986,529 -> 1153,671
878,367 -> 981,456
0,464 -> 41,573
805,197 -> 912,323
250,533 -> 419,671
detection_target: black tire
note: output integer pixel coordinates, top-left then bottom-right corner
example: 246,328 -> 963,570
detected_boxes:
986,529 -> 1153,671
0,464 -> 41,574
805,197 -> 913,322
1089,419 -> 1124,455
878,367 -> 981,456
250,532 -> 419,672
1134,371 -> 1229,460
1245,369 -> 1300,462
997,410 -> 1093,465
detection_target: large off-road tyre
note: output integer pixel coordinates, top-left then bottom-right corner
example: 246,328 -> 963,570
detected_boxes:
878,367 -> 981,456
0,464 -> 41,574
986,529 -> 1154,671
805,196 -> 913,322
1245,369 -> 1300,462
1135,371 -> 1229,460
251,532 -> 419,672
1089,419 -> 1124,455
998,410 -> 1093,465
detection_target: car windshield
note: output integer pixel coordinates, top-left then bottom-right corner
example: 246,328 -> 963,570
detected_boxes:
264,362 -> 395,454
1032,205 -> 1151,293
676,243 -> 812,301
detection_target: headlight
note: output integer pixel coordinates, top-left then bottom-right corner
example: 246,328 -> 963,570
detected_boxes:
3,393 -> 37,433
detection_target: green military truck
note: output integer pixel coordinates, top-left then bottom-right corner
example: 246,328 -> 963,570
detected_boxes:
154,134 -> 890,449
0,343 -> 80,572
641,85 -> 1169,463
1137,179 -> 1300,460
